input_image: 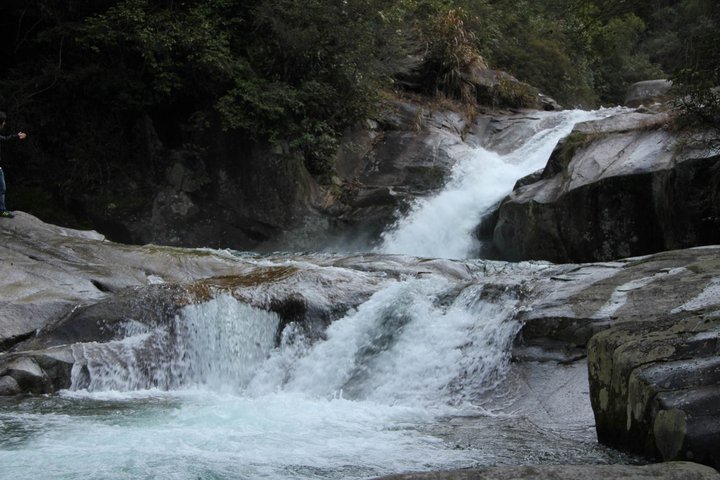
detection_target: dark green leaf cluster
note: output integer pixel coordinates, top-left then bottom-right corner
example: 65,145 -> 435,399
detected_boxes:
0,0 -> 408,187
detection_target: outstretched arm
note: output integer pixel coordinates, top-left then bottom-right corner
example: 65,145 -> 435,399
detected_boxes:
0,132 -> 27,141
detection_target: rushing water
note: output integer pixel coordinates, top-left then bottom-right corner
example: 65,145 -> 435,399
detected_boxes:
0,287 -> 636,480
0,108 -> 639,480
378,109 -> 617,259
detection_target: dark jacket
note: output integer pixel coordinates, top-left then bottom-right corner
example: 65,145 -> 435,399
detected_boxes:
0,133 -> 20,164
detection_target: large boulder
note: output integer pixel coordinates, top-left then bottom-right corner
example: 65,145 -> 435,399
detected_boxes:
0,211 -> 285,349
492,110 -> 720,263
625,79 -> 673,108
588,312 -> 720,468
0,347 -> 74,395
514,246 -> 720,468
583,248 -> 720,467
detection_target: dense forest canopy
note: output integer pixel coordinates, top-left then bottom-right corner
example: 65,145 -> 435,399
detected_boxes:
0,0 -> 718,226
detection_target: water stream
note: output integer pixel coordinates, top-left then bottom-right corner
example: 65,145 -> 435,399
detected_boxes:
0,108 -> 638,479
377,109 -> 612,259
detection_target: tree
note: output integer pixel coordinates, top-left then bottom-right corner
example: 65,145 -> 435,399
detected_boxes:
670,0 -> 720,129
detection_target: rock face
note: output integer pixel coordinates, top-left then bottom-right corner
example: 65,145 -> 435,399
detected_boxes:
74,99 -> 476,253
371,462 -> 720,480
583,248 -> 720,468
589,314 -> 720,468
514,246 -> 720,468
62,89 -> 563,254
0,212 -> 258,350
625,79 -> 673,107
310,102 -> 470,249
492,109 -> 720,263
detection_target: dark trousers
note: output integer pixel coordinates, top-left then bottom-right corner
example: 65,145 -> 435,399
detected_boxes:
0,167 -> 6,211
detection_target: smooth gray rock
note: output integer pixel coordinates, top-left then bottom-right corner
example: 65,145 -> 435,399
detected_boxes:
572,248 -> 720,468
0,356 -> 48,394
0,212 -> 267,348
0,347 -> 77,393
492,110 -> 720,262
625,79 -> 673,108
372,462 -> 720,480
588,312 -> 720,468
0,375 -> 21,395
510,246 -> 720,469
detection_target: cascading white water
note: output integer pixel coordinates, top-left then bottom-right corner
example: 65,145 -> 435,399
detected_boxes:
0,277 -> 539,480
0,108 -> 639,480
377,109 -> 618,259
69,278 -> 522,408
70,297 -> 280,392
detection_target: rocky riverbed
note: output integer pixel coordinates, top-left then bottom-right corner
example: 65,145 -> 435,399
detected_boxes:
3,88 -> 720,477
1,212 -> 718,477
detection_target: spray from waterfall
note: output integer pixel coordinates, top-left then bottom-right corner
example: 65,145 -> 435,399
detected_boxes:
70,297 -> 280,392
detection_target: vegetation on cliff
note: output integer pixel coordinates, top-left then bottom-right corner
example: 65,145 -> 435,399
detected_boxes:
0,0 -> 717,229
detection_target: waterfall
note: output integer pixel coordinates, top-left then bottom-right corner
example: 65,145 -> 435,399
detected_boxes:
5,108 -> 640,480
250,278 -> 523,406
67,109 -> 613,400
70,278 -> 523,410
70,297 -> 280,392
377,109 -> 617,259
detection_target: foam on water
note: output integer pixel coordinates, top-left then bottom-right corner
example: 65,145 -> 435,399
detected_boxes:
1,391 -> 468,480
69,297 -> 280,392
250,278 -> 522,406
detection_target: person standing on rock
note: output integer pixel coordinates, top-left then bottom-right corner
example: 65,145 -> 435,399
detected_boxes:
0,111 -> 28,219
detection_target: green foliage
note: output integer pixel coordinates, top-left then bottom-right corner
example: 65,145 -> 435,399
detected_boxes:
1,0 -> 412,189
464,0 -> 598,106
290,121 -> 339,181
423,7 -> 499,106
670,1 -> 720,130
1,0 -> 719,219
80,0 -> 243,109
216,0 -> 398,145
590,14 -> 664,105
423,8 -> 480,98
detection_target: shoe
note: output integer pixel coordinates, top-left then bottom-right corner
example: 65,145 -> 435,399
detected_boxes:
0,210 -> 14,218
